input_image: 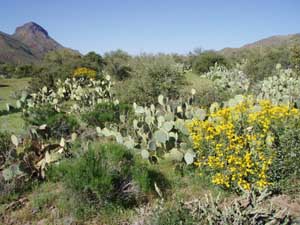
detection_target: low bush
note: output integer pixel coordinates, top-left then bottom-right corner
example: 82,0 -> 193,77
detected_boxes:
147,190 -> 291,225
48,143 -> 168,208
23,105 -> 79,138
148,202 -> 196,225
0,131 -> 10,154
115,55 -> 186,105
82,102 -> 132,128
184,76 -> 231,107
270,117 -> 300,184
192,51 -> 229,75
73,67 -> 97,80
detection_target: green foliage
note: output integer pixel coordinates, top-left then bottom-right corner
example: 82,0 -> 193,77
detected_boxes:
23,105 -> 79,138
0,131 -> 10,153
104,49 -> 132,80
29,50 -> 105,91
31,188 -> 57,210
13,64 -> 38,78
115,55 -> 186,104
270,118 -> 300,184
149,202 -> 195,225
0,63 -> 15,78
49,143 -> 168,208
28,68 -> 57,93
144,57 -> 186,100
290,44 -> 300,75
242,47 -> 291,82
28,50 -> 81,91
46,113 -> 79,138
23,104 -> 57,126
81,51 -> 105,73
82,102 -> 132,128
0,63 -> 41,79
185,76 -> 230,107
192,51 -> 229,74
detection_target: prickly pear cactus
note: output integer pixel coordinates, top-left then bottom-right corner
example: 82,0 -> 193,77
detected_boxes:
96,93 -> 204,164
256,64 -> 300,106
201,63 -> 250,94
20,75 -> 113,114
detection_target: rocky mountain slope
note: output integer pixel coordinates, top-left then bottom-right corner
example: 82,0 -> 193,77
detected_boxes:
220,33 -> 300,56
0,22 -> 71,64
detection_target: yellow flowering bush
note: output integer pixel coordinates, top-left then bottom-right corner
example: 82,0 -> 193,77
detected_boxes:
73,67 -> 97,79
188,96 -> 299,191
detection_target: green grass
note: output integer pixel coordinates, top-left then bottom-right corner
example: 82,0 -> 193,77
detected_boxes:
0,78 -> 30,134
185,71 -> 200,82
0,112 -> 26,134
0,77 -> 30,110
184,71 -> 211,93
1,157 -> 232,224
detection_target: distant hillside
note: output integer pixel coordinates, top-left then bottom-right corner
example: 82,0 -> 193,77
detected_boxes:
0,22 -> 75,64
220,33 -> 300,57
0,31 -> 37,64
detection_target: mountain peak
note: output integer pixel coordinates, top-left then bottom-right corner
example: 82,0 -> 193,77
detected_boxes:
0,22 -> 78,64
14,21 -> 49,38
12,21 -> 63,58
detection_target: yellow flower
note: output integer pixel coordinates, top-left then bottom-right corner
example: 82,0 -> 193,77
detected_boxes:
73,67 -> 97,79
188,96 -> 300,190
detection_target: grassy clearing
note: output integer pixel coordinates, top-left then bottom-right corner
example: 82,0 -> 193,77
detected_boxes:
0,112 -> 26,134
0,78 -> 29,134
185,71 -> 202,88
184,71 -> 214,94
0,77 -> 30,110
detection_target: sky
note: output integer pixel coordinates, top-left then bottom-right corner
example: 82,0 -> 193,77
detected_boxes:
1,0 -> 300,55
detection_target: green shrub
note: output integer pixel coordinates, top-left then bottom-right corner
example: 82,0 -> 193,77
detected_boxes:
23,105 -> 79,138
242,47 -> 291,83
104,49 -> 132,80
28,69 -> 57,93
0,131 -> 10,153
48,143 -> 168,208
46,113 -> 79,138
82,102 -> 132,128
115,55 -> 186,105
184,76 -> 231,107
149,204 -> 195,225
23,105 -> 57,125
270,118 -> 300,185
192,51 -> 229,75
